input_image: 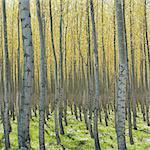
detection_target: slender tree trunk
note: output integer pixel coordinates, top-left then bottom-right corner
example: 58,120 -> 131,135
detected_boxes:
144,0 -> 150,126
90,0 -> 101,149
140,43 -> 146,121
2,0 -> 10,148
129,0 -> 137,130
143,29 -> 150,126
144,0 -> 150,66
59,0 -> 64,135
0,17 -> 4,119
36,0 -> 46,149
86,0 -> 94,138
116,0 -> 127,149
18,0 -> 33,148
73,27 -> 78,120
123,0 -> 134,144
49,0 -> 61,144
17,3 -> 24,122
101,0 -> 108,127
17,3 -> 21,119
10,1 -> 15,121
113,0 -> 117,130
64,1 -> 69,126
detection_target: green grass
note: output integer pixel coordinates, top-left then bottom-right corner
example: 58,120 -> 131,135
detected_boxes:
0,110 -> 150,150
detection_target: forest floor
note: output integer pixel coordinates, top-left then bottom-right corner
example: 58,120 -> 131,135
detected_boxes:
0,110 -> 150,150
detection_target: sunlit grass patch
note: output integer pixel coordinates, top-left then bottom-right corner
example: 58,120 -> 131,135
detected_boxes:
0,111 -> 150,150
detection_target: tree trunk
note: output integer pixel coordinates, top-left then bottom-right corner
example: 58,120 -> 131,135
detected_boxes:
18,0 -> 33,148
129,0 -> 137,130
59,0 -> 64,135
2,0 -> 11,149
116,0 -> 127,149
101,0 -> 108,127
123,0 -> 134,144
64,1 -> 69,126
49,0 -> 61,144
144,0 -> 150,66
113,0 -> 117,131
90,0 -> 101,149
36,0 -> 46,149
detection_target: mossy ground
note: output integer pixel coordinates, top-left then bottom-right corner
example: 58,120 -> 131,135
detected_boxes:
0,110 -> 150,150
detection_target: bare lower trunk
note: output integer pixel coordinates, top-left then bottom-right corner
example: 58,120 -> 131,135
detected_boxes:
79,104 -> 82,121
145,99 -> 150,126
74,97 -> 78,120
18,0 -> 33,148
54,94 -> 61,144
83,107 -> 88,130
36,0 -> 46,149
90,0 -> 101,149
2,0 -> 11,149
49,0 -> 61,144
116,0 -> 127,149
89,109 -> 94,138
132,97 -> 137,130
59,111 -> 64,134
59,0 -> 64,135
116,64 -> 127,150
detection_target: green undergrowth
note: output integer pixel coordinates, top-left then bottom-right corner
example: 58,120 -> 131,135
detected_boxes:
0,111 -> 150,150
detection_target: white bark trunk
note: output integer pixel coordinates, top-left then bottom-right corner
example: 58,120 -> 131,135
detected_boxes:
36,0 -> 46,149
2,0 -> 11,149
90,0 -> 101,149
18,0 -> 33,149
116,0 -> 127,149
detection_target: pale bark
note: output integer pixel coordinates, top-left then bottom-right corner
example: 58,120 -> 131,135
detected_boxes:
123,0 -> 134,144
143,31 -> 150,126
90,0 -> 101,149
10,1 -> 15,121
49,0 -> 61,144
59,0 -> 64,135
86,0 -> 94,138
144,0 -> 150,66
18,0 -> 33,148
64,2 -> 69,125
144,0 -> 150,126
113,0 -> 117,130
36,0 -> 46,149
17,3 -> 21,118
116,0 -> 127,149
73,26 -> 78,120
2,0 -> 11,149
0,18 -> 4,119
129,0 -> 137,130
